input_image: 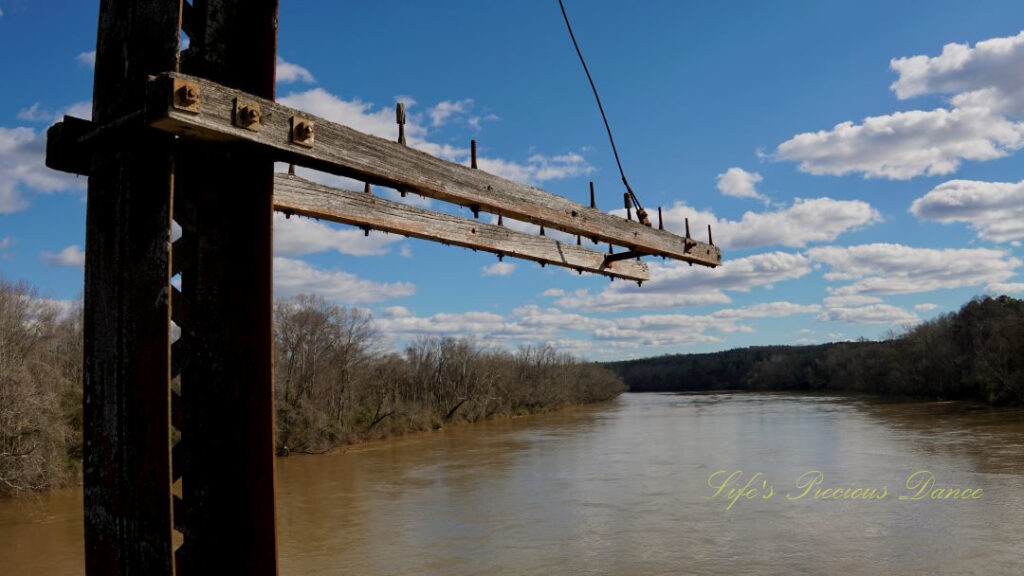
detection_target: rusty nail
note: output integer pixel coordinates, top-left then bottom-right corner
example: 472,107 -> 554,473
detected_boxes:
658,207 -> 664,230
471,140 -> 478,169
708,224 -> 713,246
539,225 -> 545,236
497,214 -> 504,226
288,163 -> 295,176
589,182 -> 596,208
364,182 -> 372,194
624,193 -> 632,221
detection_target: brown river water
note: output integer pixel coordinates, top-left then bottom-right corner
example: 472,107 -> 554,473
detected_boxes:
3,392 -> 1024,575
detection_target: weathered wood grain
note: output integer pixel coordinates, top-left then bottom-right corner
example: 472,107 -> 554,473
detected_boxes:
172,1 -> 280,574
274,174 -> 650,281
147,72 -> 722,268
79,1 -> 180,575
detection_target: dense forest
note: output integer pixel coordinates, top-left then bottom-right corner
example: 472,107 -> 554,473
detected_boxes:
608,295 -> 1024,406
0,279 -> 624,496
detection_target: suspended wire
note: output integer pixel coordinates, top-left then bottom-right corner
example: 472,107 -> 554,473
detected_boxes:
557,0 -> 649,225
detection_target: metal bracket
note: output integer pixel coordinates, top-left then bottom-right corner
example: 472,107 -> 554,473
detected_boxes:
603,249 -> 644,265
233,98 -> 261,131
289,116 -> 314,148
172,78 -> 201,113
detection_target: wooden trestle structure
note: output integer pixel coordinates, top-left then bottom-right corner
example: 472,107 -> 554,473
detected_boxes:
44,1 -> 721,574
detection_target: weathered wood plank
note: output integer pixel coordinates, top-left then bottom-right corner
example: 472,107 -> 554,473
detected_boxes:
79,1 -> 180,575
274,174 -> 650,281
173,1 -> 279,574
146,72 -> 722,268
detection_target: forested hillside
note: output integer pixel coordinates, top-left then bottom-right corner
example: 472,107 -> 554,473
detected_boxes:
608,295 -> 1024,406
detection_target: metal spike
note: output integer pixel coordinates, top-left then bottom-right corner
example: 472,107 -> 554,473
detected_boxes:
539,225 -> 545,237
287,163 -> 295,176
498,214 -> 504,227
364,182 -> 371,194
658,207 -> 664,230
708,224 -> 713,246
471,139 -> 478,169
589,181 -> 596,208
624,193 -> 632,221
396,102 -> 407,145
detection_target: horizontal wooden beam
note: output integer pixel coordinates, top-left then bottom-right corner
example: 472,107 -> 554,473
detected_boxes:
274,174 -> 650,282
43,117 -> 648,280
145,72 -> 721,268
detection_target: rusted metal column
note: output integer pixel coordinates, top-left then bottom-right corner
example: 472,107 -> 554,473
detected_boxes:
82,1 -> 180,574
174,0 -> 279,574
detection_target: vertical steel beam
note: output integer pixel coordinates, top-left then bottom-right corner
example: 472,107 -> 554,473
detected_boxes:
83,1 -> 181,574
175,1 -> 279,573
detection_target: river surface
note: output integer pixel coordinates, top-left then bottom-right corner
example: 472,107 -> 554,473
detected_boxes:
3,393 -> 1024,574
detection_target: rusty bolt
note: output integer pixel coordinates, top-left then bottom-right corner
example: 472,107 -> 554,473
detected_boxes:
295,121 -> 314,140
239,105 -> 260,125
177,85 -> 198,106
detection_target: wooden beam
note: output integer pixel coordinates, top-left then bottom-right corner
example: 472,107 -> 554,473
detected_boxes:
274,174 -> 650,281
146,72 -> 722,268
78,1 -> 180,575
172,1 -> 279,574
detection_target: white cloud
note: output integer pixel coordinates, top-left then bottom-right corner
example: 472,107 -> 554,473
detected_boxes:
429,98 -> 474,127
76,51 -> 95,68
372,301 -> 821,356
890,30 -> 1024,115
542,288 -> 565,297
276,57 -> 315,84
476,152 -> 593,185
776,31 -> 1024,180
274,257 -> 415,304
482,261 -> 516,276
16,100 -> 91,123
775,107 -> 1024,180
985,282 -> 1024,294
910,179 -> 1024,243
914,303 -> 938,312
40,245 -> 85,269
555,251 -> 812,311
808,243 -> 1020,296
0,236 -> 14,260
644,197 -> 880,250
0,126 -> 83,213
817,303 -> 919,325
273,212 -> 402,257
716,167 -> 766,201
280,88 -> 590,184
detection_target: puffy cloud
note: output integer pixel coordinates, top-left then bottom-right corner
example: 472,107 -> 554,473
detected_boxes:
808,243 -> 1020,296
429,99 -> 474,127
817,303 -> 919,325
371,301 -> 820,356
776,31 -> 1024,180
910,179 -> 1024,243
914,303 -> 938,312
716,167 -> 766,201
627,197 -> 879,251
276,57 -> 315,84
482,261 -> 516,276
0,126 -> 83,214
273,212 -> 403,257
890,30 -> 1024,115
554,251 -> 812,311
985,282 -> 1024,294
476,152 -> 593,185
774,107 -> 1024,180
273,257 -> 414,303
16,100 -> 92,123
40,245 -> 85,269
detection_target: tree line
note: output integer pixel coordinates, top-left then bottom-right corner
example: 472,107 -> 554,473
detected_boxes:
608,295 -> 1024,406
0,279 -> 624,496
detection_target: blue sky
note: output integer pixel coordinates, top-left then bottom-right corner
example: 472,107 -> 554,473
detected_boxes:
3,1 -> 1024,359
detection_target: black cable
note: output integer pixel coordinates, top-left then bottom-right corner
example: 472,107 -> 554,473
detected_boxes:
558,0 -> 649,224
